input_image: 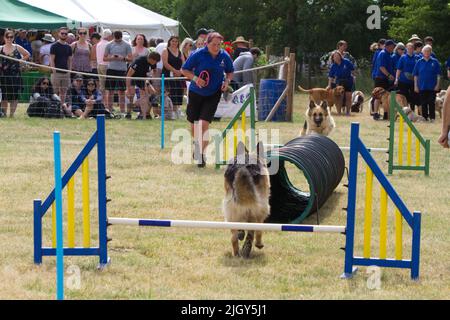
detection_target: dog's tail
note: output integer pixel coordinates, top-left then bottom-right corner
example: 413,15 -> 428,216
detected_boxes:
233,167 -> 257,205
298,85 -> 311,94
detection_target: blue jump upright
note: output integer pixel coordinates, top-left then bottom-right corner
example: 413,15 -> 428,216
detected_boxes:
33,116 -> 109,268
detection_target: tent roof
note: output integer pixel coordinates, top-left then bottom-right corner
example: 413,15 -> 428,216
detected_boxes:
19,0 -> 178,29
0,0 -> 69,29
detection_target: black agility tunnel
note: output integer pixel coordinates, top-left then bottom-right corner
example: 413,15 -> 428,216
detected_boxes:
266,134 -> 345,224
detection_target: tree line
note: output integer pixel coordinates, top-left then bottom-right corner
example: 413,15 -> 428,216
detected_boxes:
131,0 -> 450,63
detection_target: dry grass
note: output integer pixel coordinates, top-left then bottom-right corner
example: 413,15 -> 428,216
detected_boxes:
0,94 -> 449,300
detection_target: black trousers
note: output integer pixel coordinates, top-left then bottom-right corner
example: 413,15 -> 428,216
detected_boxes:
398,81 -> 419,110
419,90 -> 436,120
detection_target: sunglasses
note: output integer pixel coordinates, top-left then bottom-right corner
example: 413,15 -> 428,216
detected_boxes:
79,32 -> 87,35
42,82 -> 49,85
5,36 -> 14,39
60,33 -> 68,36
87,83 -> 95,86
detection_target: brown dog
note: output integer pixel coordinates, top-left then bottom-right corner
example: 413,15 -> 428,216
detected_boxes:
371,87 -> 408,119
298,85 -> 345,113
223,142 -> 270,258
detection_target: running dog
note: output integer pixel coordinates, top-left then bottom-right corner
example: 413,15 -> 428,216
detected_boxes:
223,142 -> 270,258
300,100 -> 335,136
298,85 -> 345,113
351,91 -> 365,113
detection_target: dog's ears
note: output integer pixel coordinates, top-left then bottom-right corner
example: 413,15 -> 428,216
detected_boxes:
320,101 -> 328,110
256,141 -> 266,163
308,100 -> 316,110
236,141 -> 247,164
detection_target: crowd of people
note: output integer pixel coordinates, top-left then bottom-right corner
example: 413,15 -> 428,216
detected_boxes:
0,27 -> 261,120
322,36 -> 449,122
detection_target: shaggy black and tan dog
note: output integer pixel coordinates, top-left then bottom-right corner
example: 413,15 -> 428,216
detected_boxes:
223,142 -> 270,258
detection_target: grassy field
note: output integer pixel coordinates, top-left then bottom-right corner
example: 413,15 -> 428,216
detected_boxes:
0,94 -> 449,300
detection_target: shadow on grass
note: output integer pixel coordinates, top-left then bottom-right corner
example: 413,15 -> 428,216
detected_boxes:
219,250 -> 268,268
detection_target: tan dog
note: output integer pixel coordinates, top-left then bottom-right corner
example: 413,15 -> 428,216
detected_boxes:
371,87 -> 408,119
223,142 -> 270,258
301,100 -> 335,136
435,90 -> 446,119
298,85 -> 345,113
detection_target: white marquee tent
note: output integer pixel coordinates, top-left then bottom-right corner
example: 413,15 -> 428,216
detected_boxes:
18,0 -> 179,40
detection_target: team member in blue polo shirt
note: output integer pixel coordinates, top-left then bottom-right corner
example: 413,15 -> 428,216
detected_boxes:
413,45 -> 441,122
182,32 -> 234,168
392,42 -> 405,76
371,39 -> 385,80
395,42 -> 418,109
327,50 -> 355,115
373,39 -> 396,120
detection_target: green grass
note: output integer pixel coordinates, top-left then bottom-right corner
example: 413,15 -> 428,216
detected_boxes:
0,94 -> 449,300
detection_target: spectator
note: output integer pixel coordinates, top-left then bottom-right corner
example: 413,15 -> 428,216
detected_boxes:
395,43 -> 418,110
327,50 -> 355,115
148,38 -> 157,49
162,36 -> 185,119
194,28 -> 208,47
438,86 -> 450,148
71,28 -> 92,80
369,42 -> 378,53
27,77 -> 63,118
414,41 -> 424,58
392,42 -> 405,75
155,39 -> 167,71
155,38 -> 164,46
180,37 -> 194,61
373,39 -> 396,120
31,31 -> 45,63
232,47 -> 261,89
126,51 -> 160,120
413,45 -> 441,122
89,32 -> 101,87
131,34 -> 149,60
194,36 -> 205,51
96,29 -> 113,94
231,36 -> 250,60
103,30 -> 132,114
0,30 -> 30,118
65,74 -> 86,118
423,36 -> 437,59
371,38 -> 385,80
181,32 -> 234,168
80,80 -> 105,119
67,33 -> 76,45
39,34 -> 55,74
50,27 -> 73,116
336,40 -> 357,67
15,29 -> 32,55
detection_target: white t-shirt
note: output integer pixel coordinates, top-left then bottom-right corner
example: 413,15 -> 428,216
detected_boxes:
155,42 -> 167,70
40,43 -> 52,66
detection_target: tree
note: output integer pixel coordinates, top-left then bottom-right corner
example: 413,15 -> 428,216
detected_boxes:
385,0 -> 450,60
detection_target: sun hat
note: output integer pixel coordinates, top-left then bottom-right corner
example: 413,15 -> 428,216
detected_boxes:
408,34 -> 421,42
41,34 -> 55,43
232,36 -> 250,47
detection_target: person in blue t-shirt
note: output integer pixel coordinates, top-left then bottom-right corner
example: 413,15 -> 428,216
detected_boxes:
395,42 -> 418,109
413,45 -> 441,122
424,36 -> 438,59
327,50 -> 355,115
182,32 -> 234,168
392,42 -> 405,76
371,39 -> 385,80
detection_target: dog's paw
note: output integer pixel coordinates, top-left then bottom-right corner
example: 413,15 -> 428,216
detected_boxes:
241,239 -> 253,259
237,230 -> 245,241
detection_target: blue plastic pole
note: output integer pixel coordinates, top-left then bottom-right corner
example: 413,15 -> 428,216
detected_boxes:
411,211 -> 422,280
341,123 -> 360,279
53,132 -> 64,300
33,199 -> 43,264
96,116 -> 109,268
161,74 -> 165,149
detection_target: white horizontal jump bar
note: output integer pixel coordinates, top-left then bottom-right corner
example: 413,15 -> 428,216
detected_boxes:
108,218 -> 346,234
264,144 -> 387,153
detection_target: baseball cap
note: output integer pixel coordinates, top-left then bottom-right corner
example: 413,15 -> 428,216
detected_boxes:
196,28 -> 208,39
385,40 -> 396,47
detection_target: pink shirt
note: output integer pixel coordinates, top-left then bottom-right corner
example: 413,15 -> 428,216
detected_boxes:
96,39 -> 109,66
